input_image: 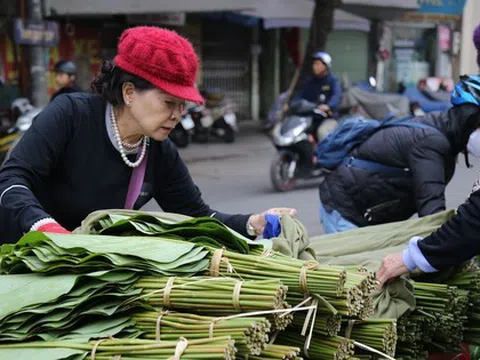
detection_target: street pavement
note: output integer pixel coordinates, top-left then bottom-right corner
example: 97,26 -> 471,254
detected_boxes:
143,122 -> 480,237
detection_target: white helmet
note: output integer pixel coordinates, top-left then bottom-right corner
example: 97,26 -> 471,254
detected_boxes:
312,51 -> 332,70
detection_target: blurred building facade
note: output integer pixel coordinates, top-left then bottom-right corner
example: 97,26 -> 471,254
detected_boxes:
0,0 -> 470,119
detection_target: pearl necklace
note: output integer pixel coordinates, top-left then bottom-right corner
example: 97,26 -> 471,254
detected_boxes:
122,137 -> 143,149
110,106 -> 149,168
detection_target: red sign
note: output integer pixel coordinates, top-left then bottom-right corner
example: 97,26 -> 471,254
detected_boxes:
438,25 -> 451,52
47,24 -> 101,95
0,23 -> 101,95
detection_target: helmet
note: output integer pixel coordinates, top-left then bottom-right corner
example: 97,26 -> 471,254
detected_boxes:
312,51 -> 332,70
451,75 -> 480,106
53,60 -> 77,75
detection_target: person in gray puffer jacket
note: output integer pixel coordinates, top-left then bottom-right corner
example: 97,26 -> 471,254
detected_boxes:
319,94 -> 480,234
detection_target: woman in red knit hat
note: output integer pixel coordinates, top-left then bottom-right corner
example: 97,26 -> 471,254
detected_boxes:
0,26 -> 295,242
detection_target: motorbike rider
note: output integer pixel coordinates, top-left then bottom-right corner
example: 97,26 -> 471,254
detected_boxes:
318,75 -> 480,234
289,51 -> 343,142
51,60 -> 83,101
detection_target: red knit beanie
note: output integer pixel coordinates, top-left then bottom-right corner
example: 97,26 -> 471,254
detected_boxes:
114,26 -> 204,104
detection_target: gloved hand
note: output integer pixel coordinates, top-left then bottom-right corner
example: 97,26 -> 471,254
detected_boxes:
248,208 -> 297,237
37,222 -> 72,234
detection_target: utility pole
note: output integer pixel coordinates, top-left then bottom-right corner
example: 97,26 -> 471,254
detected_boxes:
28,0 -> 48,106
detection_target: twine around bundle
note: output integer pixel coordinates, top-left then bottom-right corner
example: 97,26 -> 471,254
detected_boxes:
344,319 -> 357,339
163,277 -> 176,308
156,310 -> 170,341
91,337 -> 117,360
299,261 -> 319,295
233,280 -> 244,311
209,317 -> 226,338
168,337 -> 189,360
209,248 -> 226,276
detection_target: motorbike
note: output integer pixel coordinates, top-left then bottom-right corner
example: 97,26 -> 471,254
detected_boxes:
192,89 -> 237,143
400,84 -> 452,116
341,77 -> 411,120
169,111 -> 195,148
0,98 -> 41,166
269,100 -> 332,192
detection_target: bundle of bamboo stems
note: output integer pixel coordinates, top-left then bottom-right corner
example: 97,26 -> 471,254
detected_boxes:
340,319 -> 397,357
396,311 -> 430,359
208,248 -> 347,297
248,344 -> 302,360
133,310 -> 271,356
0,337 -> 237,360
446,260 -> 480,345
134,276 -> 293,331
413,281 -> 469,351
292,313 -> 342,338
276,331 -> 354,360
287,294 -> 342,337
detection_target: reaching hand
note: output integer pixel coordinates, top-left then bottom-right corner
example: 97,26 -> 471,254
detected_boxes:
248,208 -> 297,236
376,253 -> 408,288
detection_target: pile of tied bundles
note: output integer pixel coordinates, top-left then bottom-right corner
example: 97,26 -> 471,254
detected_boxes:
312,210 -> 478,359
0,209 -> 473,359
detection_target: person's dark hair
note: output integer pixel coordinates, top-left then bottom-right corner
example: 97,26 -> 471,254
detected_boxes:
91,59 -> 155,106
474,23 -> 480,69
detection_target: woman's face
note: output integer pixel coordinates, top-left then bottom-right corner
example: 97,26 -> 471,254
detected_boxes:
127,87 -> 185,141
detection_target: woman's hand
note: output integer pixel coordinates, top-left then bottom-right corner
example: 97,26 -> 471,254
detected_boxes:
37,222 -> 72,234
248,208 -> 297,236
376,253 -> 408,288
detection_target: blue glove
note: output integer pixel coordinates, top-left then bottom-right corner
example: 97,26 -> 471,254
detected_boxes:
263,214 -> 281,239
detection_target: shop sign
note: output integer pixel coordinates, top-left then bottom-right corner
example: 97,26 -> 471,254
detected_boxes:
416,0 -> 466,15
438,25 -> 451,52
127,13 -> 186,26
13,18 -> 59,47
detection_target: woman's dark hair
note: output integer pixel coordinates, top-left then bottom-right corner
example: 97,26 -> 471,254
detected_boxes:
91,59 -> 155,106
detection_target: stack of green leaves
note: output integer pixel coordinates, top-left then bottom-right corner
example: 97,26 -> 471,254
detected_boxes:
0,232 -> 210,276
0,336 -> 237,360
133,310 -> 271,356
83,212 -> 258,253
276,331 -> 354,360
134,277 -> 293,331
340,319 -> 397,357
0,270 -> 144,342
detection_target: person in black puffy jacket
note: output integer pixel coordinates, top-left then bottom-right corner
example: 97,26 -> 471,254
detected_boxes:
376,25 -> 480,286
319,100 -> 480,233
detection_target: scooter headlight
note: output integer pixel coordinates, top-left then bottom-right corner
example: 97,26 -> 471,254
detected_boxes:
272,116 -> 310,146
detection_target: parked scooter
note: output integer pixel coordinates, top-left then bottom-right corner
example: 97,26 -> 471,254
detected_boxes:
400,83 -> 452,116
342,78 -> 411,119
1,98 -> 41,166
193,88 -> 237,143
169,111 -> 195,148
269,99 -> 333,192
